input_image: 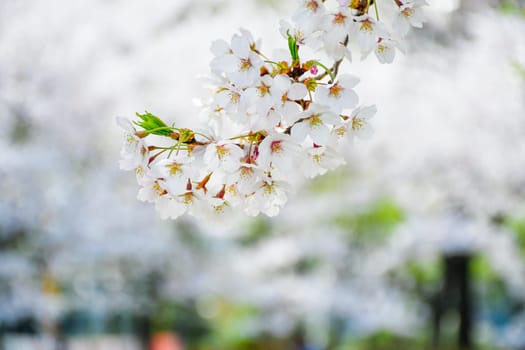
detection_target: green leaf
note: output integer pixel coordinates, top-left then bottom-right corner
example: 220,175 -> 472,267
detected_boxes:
286,30 -> 299,63
332,199 -> 404,242
512,62 -> 525,80
134,111 -> 173,136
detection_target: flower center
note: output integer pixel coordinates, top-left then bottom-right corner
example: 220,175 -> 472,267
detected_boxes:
360,20 -> 373,33
335,126 -> 347,138
377,44 -> 387,53
167,162 -> 183,175
263,181 -> 276,195
270,140 -> 283,154
309,114 -> 323,127
329,83 -> 344,98
135,166 -> 145,177
240,166 -> 254,179
216,144 -> 229,159
333,12 -> 347,25
352,117 -> 364,130
402,8 -> 415,18
258,83 -> 270,96
306,0 -> 319,12
312,153 -> 323,164
153,182 -> 167,196
229,91 -> 240,104
240,58 -> 252,71
182,192 -> 194,205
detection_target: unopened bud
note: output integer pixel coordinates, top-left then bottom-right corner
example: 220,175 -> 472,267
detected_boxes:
136,130 -> 148,138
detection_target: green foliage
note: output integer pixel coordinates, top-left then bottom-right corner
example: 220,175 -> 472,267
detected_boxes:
343,330 -> 500,350
307,168 -> 353,194
134,111 -> 173,136
500,1 -> 525,16
405,259 -> 441,286
471,255 -> 499,283
9,116 -> 31,144
512,62 -> 525,80
503,215 -> 525,257
151,300 -> 210,342
203,301 -> 261,347
345,331 -> 425,350
237,218 -> 273,246
291,256 -> 321,274
286,30 -> 300,63
332,199 -> 404,242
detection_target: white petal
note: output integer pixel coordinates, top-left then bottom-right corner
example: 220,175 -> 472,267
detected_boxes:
309,124 -> 331,145
231,34 -> 250,58
290,121 -> 310,142
282,101 -> 302,126
287,83 -> 308,100
272,74 -> 292,94
210,39 -> 230,56
338,74 -> 360,88
357,105 -> 377,120
116,117 -> 134,132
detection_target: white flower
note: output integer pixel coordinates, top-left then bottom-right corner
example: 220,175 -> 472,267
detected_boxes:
244,179 -> 290,217
292,0 -> 326,26
211,83 -> 243,117
279,19 -> 323,50
156,190 -> 197,220
226,34 -> 264,88
241,75 -> 281,129
210,39 -> 233,75
300,145 -> 345,178
315,74 -> 359,114
137,177 -> 168,203
150,154 -> 197,196
361,37 -> 404,64
210,30 -> 264,88
257,133 -> 301,176
200,196 -> 233,220
335,105 -> 376,141
227,163 -> 265,195
392,0 -> 427,37
271,74 -> 308,126
291,103 -> 341,145
373,38 -> 401,64
116,117 -> 149,179
350,14 -> 389,54
203,140 -> 244,173
322,8 -> 353,60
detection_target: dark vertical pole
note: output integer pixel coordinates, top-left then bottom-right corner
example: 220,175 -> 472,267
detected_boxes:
292,325 -> 306,350
136,315 -> 152,350
456,255 -> 472,349
431,294 -> 442,349
0,321 -> 5,350
443,254 -> 472,349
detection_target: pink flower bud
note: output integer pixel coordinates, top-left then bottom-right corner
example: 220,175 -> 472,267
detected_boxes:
310,65 -> 318,75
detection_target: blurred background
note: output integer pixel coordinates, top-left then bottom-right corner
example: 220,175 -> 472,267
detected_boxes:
1,0 -> 525,349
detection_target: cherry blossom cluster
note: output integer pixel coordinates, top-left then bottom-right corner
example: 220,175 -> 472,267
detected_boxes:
119,0 -> 427,220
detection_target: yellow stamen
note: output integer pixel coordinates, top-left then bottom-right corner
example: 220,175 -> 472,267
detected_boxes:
306,0 -> 319,12
240,58 -> 252,71
352,117 -> 364,130
333,12 -> 347,25
329,84 -> 344,98
216,144 -> 229,159
360,20 -> 374,33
